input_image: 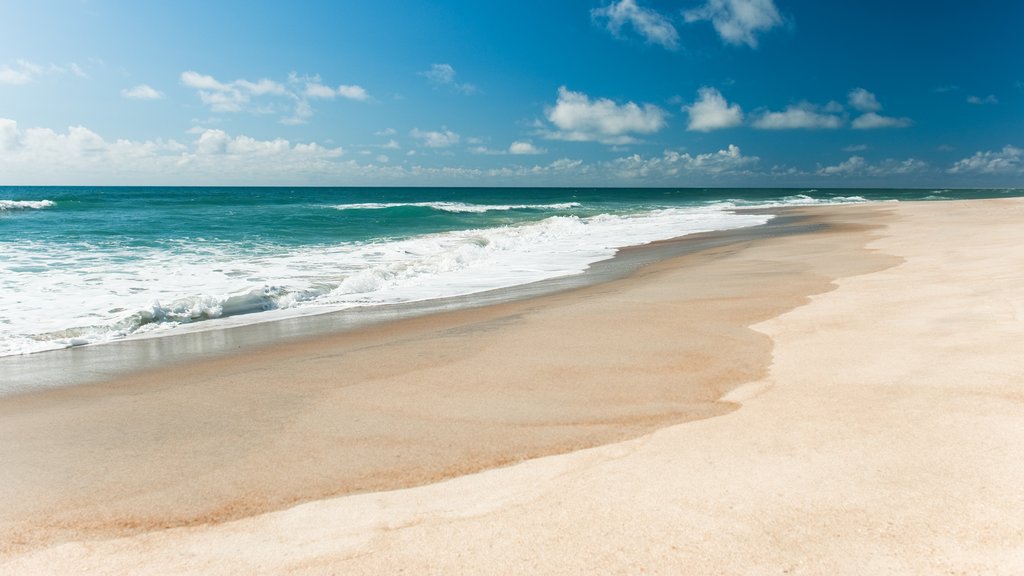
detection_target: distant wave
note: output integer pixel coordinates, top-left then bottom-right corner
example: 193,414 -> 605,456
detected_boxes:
0,200 -> 55,211
715,194 -> 870,209
328,201 -> 581,213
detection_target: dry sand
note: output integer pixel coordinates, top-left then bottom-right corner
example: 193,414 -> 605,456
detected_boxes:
3,199 -> 1023,574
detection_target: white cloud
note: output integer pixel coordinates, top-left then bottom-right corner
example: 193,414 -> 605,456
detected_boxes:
509,141 -> 545,155
848,88 -> 881,112
121,84 -> 164,100
181,71 -> 229,91
684,0 -> 782,48
0,60 -> 42,85
0,117 -> 349,184
182,71 -> 368,121
411,128 -> 460,148
420,64 -> 478,95
851,112 -> 912,129
591,0 -> 679,50
338,85 -> 369,101
843,89 -> 911,129
0,59 -> 87,85
818,155 -> 927,177
843,144 -> 868,152
608,144 -> 758,179
966,94 -> 998,105
685,87 -> 743,132
948,145 -> 1023,174
375,128 -> 397,136
306,82 -> 369,101
544,86 -> 667,144
304,82 -> 338,99
753,102 -> 843,129
818,156 -> 865,176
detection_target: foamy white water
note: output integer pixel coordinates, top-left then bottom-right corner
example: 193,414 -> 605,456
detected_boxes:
0,206 -> 769,356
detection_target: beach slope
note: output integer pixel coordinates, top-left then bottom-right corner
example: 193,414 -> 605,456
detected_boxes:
3,199 -> 1023,574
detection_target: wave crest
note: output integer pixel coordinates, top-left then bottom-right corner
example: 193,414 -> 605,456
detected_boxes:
0,200 -> 55,211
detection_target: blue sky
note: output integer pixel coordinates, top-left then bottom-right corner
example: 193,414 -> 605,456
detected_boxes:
1,0 -> 1021,186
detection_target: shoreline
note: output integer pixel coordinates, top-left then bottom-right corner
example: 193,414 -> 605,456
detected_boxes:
1,207 -> 805,397
3,197 -> 1019,573
0,201 -> 898,557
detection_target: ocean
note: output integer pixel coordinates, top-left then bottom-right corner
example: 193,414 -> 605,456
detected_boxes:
1,186 -> 1021,359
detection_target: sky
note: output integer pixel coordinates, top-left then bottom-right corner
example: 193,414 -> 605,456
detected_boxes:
0,0 -> 1021,187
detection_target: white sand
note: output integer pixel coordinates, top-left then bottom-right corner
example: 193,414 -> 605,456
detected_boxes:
3,199 -> 1023,574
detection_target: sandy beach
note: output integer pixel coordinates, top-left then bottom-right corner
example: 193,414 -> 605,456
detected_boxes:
3,198 -> 1023,574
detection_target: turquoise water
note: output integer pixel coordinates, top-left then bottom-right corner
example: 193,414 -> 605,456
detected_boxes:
1,186 -> 1021,356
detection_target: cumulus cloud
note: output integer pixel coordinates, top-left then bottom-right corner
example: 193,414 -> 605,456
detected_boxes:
966,94 -> 998,105
121,84 -> 163,100
543,86 -> 667,145
420,63 -> 478,95
0,117 -> 350,184
607,144 -> 758,179
181,71 -> 270,112
411,127 -> 461,148
181,70 -> 368,123
683,0 -> 782,48
753,102 -> 843,129
509,141 -> 545,155
818,156 -> 866,176
685,87 -> 743,132
851,112 -> 912,129
948,145 -> 1023,174
818,155 -> 927,177
848,88 -> 881,112
591,0 -> 679,50
844,89 -> 912,129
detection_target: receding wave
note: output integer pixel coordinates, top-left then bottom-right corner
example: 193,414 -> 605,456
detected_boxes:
2,206 -> 769,356
0,200 -> 55,211
329,201 -> 581,213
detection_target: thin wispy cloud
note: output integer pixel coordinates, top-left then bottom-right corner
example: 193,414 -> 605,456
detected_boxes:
966,94 -> 998,105
684,0 -> 783,48
543,86 -> 667,145
819,155 -> 927,176
592,0 -> 679,50
121,84 -> 164,100
753,102 -> 843,130
420,64 -> 478,95
181,71 -> 369,124
0,59 -> 87,85
851,112 -> 912,129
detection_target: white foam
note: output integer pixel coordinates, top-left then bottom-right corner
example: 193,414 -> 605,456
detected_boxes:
713,194 -> 871,209
0,199 -> 55,211
0,206 -> 769,356
329,201 -> 581,213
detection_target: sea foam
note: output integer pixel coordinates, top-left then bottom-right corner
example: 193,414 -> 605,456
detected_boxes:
0,206 -> 768,356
